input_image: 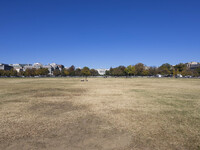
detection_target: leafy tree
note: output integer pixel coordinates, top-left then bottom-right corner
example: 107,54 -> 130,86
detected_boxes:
18,70 -> 25,76
35,68 -> 42,76
158,67 -> 170,75
160,63 -> 172,70
61,68 -> 69,76
112,68 -> 119,76
0,70 -> 4,76
142,70 -> 149,76
191,71 -> 198,77
135,63 -> 145,76
148,67 -> 158,76
10,69 -> 18,76
24,68 -> 36,77
109,67 -> 114,76
105,70 -> 110,76
3,70 -> 9,76
181,68 -> 193,76
53,69 -> 61,76
0,70 -> 9,76
36,68 -> 49,76
174,63 -> 187,72
112,66 -> 126,76
173,69 -> 177,77
81,67 -> 91,77
125,65 -> 136,76
90,69 -> 99,76
75,68 -> 81,76
43,68 -> 49,76
172,68 -> 181,77
158,63 -> 172,75
68,65 -> 75,76
195,67 -> 200,76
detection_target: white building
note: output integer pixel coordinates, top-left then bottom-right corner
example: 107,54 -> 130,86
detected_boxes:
96,69 -> 109,75
187,62 -> 200,69
50,63 -> 58,69
0,63 -> 13,70
33,63 -> 43,68
10,64 -> 23,72
43,65 -> 53,75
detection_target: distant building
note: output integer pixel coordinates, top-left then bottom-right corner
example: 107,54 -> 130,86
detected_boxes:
10,64 -> 32,72
11,64 -> 23,72
19,64 -> 32,67
49,63 -> 64,72
57,65 -> 64,71
43,65 -> 53,75
22,63 -> 64,75
0,63 -> 13,70
23,64 -> 33,71
144,66 -> 150,70
14,67 -> 23,72
96,69 -> 109,75
50,63 -> 58,70
33,63 -> 43,69
187,62 -> 200,70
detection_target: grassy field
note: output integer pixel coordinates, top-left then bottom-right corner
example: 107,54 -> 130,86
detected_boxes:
0,78 -> 200,150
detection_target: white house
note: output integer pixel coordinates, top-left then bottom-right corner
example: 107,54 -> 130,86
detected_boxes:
96,69 -> 109,75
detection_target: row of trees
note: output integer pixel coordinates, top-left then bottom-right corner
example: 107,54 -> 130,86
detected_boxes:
0,66 -> 99,77
0,68 -> 49,77
0,63 -> 200,77
52,66 -> 99,77
0,69 -> 18,77
105,63 -> 200,77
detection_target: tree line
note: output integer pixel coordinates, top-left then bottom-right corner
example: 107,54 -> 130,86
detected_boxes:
0,65 -> 99,77
105,63 -> 200,77
0,63 -> 200,77
52,66 -> 99,77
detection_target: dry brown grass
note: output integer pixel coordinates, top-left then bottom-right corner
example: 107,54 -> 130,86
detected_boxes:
0,78 -> 200,150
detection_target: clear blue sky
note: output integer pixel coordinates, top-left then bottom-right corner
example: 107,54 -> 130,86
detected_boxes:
0,0 -> 200,68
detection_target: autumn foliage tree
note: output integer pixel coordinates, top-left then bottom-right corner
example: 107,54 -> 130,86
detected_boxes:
68,65 -> 75,76
0,62 -> 200,77
53,69 -> 61,76
24,68 -> 36,77
124,65 -> 136,76
61,68 -> 69,76
75,68 -> 81,76
135,63 -> 145,76
81,67 -> 91,78
36,68 -> 49,76
90,69 -> 99,76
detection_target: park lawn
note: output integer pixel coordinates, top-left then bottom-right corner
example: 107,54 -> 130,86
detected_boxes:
0,78 -> 200,150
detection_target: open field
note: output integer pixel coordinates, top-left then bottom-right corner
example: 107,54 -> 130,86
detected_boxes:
0,78 -> 200,150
